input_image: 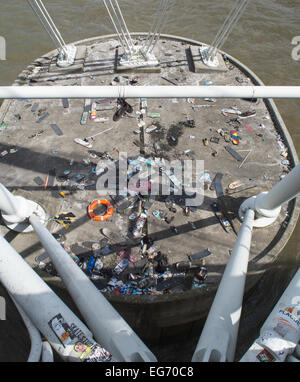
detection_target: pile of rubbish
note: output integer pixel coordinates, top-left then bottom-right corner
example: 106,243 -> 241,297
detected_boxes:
40,232 -> 209,296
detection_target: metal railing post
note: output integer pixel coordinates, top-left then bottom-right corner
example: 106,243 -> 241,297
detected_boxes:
192,208 -> 255,362
29,213 -> 157,362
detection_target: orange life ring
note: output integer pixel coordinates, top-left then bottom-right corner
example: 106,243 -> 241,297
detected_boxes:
88,199 -> 114,222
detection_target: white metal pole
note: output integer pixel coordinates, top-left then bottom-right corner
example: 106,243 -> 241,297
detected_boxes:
0,183 -> 46,232
240,267 -> 300,362
9,294 -> 43,362
41,341 -> 54,362
29,213 -> 157,362
192,208 -> 255,362
255,163 -> 300,211
0,235 -> 113,362
239,163 -> 300,227
0,86 -> 300,99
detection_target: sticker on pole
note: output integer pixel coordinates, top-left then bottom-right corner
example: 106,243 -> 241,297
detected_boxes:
71,341 -> 112,362
272,306 -> 300,338
48,313 -> 75,347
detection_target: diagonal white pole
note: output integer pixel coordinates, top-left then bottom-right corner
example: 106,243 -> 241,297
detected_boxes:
0,235 -> 114,362
9,293 -> 43,362
240,267 -> 300,362
192,208 -> 255,362
29,213 -> 157,362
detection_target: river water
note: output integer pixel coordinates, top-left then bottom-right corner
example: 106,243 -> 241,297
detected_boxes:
0,0 -> 299,360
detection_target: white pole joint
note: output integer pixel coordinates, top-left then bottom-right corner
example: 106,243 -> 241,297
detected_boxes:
239,192 -> 281,228
0,183 -> 46,232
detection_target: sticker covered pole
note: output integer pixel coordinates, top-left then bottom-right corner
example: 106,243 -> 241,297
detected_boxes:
0,235 -> 114,362
240,267 -> 300,362
29,213 -> 157,362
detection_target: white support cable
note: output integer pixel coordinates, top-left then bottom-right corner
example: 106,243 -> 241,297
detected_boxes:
102,0 -> 127,51
31,0 -> 66,51
113,0 -> 134,50
210,0 -> 251,59
143,0 -> 170,55
27,0 -> 67,56
148,0 -> 177,54
27,0 -> 62,51
105,0 -> 132,53
36,0 -> 67,48
142,0 -> 167,52
208,0 -> 243,57
209,0 -> 240,53
142,0 -> 165,49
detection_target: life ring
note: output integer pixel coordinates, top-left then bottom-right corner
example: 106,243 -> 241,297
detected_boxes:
88,199 -> 114,221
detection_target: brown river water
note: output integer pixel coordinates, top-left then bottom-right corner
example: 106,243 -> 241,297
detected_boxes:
0,0 -> 299,361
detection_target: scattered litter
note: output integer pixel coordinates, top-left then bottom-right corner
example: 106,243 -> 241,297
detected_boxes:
225,145 -> 243,161
188,249 -> 212,262
211,202 -> 232,233
148,113 -> 160,118
51,212 -> 76,229
145,125 -> 158,133
62,98 -> 69,109
0,150 -> 8,157
229,180 -> 244,190
50,123 -> 63,136
239,110 -> 256,119
36,112 -> 49,123
221,108 -> 241,117
31,102 -> 39,112
94,117 -> 109,123
74,138 -> 93,148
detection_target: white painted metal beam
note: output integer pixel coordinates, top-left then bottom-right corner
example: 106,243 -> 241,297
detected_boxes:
0,86 -> 300,99
0,235 -> 114,362
192,208 -> 255,362
240,267 -> 300,362
9,293 -> 43,362
29,213 -> 157,362
239,163 -> 300,227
